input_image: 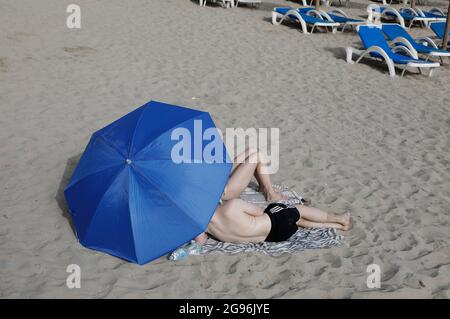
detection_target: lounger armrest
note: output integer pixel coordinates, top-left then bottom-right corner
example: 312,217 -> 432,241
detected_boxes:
415,37 -> 439,49
429,7 -> 445,16
400,7 -> 418,17
271,10 -> 280,25
415,8 -> 427,18
392,45 -> 419,59
271,8 -> 297,25
328,8 -> 348,18
383,7 -> 405,28
318,10 -> 334,22
345,47 -> 358,64
391,36 -> 418,58
307,9 -> 326,20
360,45 -> 397,77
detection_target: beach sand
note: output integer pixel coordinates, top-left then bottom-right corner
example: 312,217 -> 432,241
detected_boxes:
0,0 -> 449,298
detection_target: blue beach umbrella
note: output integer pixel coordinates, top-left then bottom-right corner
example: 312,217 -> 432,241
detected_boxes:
64,101 -> 232,265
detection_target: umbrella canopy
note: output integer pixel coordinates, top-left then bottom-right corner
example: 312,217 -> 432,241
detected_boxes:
64,101 -> 232,264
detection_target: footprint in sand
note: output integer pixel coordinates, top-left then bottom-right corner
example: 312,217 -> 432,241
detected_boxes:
0,57 -> 8,72
381,263 -> 400,281
64,46 -> 97,57
322,252 -> 342,268
6,32 -> 33,41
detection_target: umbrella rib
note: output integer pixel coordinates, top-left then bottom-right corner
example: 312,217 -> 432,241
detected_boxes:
132,160 -> 228,204
97,135 -> 128,159
127,105 -> 148,158
66,137 -> 125,189
66,162 -> 123,191
130,165 -> 205,232
132,113 -> 208,159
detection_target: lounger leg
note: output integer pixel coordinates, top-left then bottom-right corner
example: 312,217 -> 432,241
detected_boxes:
386,59 -> 396,78
271,11 -> 279,25
400,67 -> 407,77
345,47 -> 355,64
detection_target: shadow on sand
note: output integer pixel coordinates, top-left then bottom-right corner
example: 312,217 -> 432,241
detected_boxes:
55,153 -> 82,236
325,46 -> 348,60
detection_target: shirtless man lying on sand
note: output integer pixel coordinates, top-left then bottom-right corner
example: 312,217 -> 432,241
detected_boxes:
195,148 -> 352,244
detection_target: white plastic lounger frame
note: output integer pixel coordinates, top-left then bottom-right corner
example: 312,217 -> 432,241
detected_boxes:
319,8 -> 364,32
304,0 -> 350,6
199,0 -> 235,8
346,26 -> 440,78
346,45 -> 438,77
272,8 -> 340,34
380,0 -> 408,5
235,0 -> 261,7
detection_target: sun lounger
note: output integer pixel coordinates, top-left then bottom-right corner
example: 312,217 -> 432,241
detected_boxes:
381,23 -> 450,63
272,7 -> 340,33
346,25 -> 440,77
367,4 -> 439,29
430,22 -> 450,46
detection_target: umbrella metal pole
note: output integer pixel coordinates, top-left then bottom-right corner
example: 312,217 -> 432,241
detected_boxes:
442,1 -> 450,52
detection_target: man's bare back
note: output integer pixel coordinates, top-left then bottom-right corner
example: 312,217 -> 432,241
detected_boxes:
206,199 -> 271,243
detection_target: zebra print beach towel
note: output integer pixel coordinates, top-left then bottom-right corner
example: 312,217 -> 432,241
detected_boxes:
191,183 -> 344,257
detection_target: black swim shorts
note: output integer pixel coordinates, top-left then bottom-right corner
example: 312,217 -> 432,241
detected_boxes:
264,203 -> 300,242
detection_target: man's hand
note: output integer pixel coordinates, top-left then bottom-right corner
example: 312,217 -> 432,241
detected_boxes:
194,232 -> 208,245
